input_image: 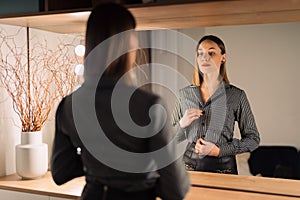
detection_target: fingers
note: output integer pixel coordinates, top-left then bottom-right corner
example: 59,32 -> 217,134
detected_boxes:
185,109 -> 203,123
194,139 -> 216,156
194,138 -> 203,154
187,109 -> 203,118
179,109 -> 204,129
199,138 -> 206,145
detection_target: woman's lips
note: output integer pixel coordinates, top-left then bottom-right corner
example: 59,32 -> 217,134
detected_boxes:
201,63 -> 210,67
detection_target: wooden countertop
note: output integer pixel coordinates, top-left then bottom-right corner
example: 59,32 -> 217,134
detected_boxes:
189,171 -> 300,198
185,186 -> 300,200
1,171 -> 300,199
0,172 -> 84,199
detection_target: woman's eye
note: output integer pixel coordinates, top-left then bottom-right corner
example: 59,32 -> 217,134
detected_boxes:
198,52 -> 204,57
208,52 -> 215,56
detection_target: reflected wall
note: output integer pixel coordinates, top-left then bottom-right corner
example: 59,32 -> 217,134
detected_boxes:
151,22 -> 300,149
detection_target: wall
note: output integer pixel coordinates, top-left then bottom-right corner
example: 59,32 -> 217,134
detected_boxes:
29,28 -> 82,166
205,22 -> 300,148
0,25 -> 26,176
150,28 -> 205,113
152,22 -> 300,149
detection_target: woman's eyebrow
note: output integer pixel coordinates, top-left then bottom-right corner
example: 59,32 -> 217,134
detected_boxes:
198,47 -> 216,51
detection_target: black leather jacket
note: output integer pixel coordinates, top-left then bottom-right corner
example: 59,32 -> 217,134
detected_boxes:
51,77 -> 190,200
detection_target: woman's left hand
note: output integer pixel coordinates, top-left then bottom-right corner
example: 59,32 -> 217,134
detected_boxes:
194,138 -> 220,157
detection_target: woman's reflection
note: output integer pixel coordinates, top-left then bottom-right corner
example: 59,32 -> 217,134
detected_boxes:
171,35 -> 260,174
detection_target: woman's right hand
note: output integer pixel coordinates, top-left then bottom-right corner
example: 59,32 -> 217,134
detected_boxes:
179,109 -> 203,128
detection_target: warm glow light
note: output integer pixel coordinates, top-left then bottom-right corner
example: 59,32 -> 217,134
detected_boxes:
75,44 -> 85,57
75,64 -> 84,75
70,11 -> 91,18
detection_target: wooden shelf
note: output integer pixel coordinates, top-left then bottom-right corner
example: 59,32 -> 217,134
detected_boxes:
1,171 -> 300,200
0,0 -> 299,34
131,0 -> 300,29
189,171 -> 300,198
185,187 -> 300,200
0,172 -> 83,199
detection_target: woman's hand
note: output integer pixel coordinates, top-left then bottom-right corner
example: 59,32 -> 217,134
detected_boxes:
195,138 -> 220,157
179,109 -> 203,128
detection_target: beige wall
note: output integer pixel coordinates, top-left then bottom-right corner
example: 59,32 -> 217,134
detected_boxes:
170,22 -> 300,149
205,22 -> 300,149
0,25 -> 26,176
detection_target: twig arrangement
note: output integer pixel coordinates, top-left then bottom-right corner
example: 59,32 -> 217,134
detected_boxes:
0,27 -> 81,132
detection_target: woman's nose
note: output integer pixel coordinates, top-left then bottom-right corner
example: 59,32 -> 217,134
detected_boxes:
201,52 -> 210,61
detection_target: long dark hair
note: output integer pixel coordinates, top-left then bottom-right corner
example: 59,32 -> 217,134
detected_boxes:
84,3 -> 136,79
192,35 -> 230,86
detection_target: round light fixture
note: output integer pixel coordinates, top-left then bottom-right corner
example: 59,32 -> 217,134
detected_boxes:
75,44 -> 85,57
75,64 -> 84,75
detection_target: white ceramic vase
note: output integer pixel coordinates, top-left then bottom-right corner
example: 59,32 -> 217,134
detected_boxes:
16,131 -> 48,179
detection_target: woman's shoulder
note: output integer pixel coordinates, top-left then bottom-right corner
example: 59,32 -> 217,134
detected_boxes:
133,86 -> 159,98
225,84 -> 249,100
178,84 -> 199,94
180,84 -> 198,90
131,87 -> 161,104
226,83 -> 245,93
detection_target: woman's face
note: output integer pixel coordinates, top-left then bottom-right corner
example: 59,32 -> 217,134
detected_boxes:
197,40 -> 226,75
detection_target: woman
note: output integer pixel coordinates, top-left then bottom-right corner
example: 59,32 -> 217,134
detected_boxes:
172,35 -> 260,174
51,3 -> 189,200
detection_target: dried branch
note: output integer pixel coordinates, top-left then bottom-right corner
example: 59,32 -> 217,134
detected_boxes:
0,27 -> 82,132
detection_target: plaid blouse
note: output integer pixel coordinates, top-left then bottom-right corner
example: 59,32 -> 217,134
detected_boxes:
171,81 -> 260,157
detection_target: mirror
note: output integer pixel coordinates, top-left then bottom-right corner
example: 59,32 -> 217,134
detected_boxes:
149,21 -> 300,179
0,8 -> 300,180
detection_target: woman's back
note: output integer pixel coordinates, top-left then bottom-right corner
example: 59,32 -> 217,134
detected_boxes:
51,3 -> 190,200
52,76 -> 190,199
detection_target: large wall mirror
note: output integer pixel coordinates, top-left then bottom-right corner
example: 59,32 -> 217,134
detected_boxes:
0,1 -> 299,180
152,22 -> 300,148
150,21 -> 300,179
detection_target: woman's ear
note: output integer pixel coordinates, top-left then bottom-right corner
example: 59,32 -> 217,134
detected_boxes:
221,53 -> 226,63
